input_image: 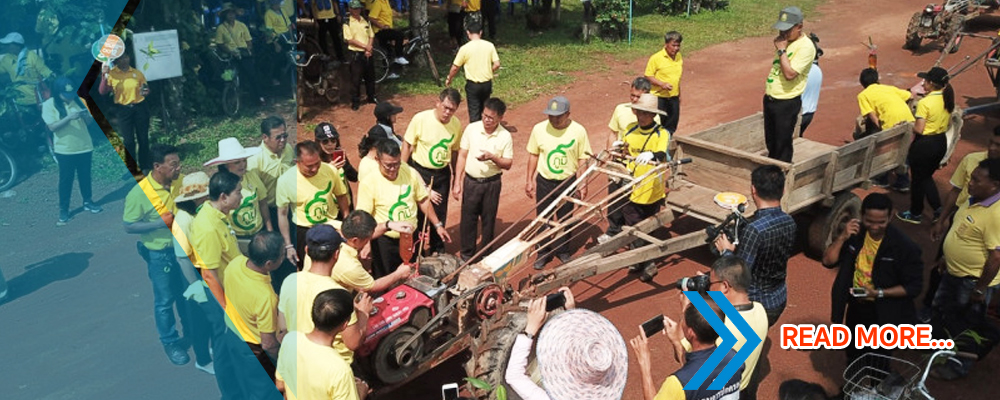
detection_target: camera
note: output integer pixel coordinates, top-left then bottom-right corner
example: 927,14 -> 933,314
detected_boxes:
677,274 -> 711,292
705,204 -> 747,256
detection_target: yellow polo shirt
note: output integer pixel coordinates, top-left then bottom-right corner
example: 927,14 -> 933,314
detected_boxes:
124,174 -> 182,251
277,271 -> 358,362
461,121 -> 512,179
105,67 -> 147,105
608,102 -> 662,139
915,91 -> 950,135
943,192 -> 1000,286
404,109 -> 463,169
247,143 -> 294,204
644,49 -> 682,98
453,39 -> 499,83
857,83 -> 914,130
275,332 -> 359,400
231,171 -> 268,237
312,0 -> 337,19
331,244 -> 375,292
527,120 -> 592,181
276,164 -> 349,228
681,302 -> 767,390
358,155 -> 378,181
950,151 -> 988,207
369,0 -> 393,33
190,202 -> 242,283
264,9 -> 291,36
0,50 -> 53,105
623,122 -> 671,204
223,255 -> 278,344
215,20 -> 252,53
41,98 -> 93,155
465,0 -> 482,12
764,34 -> 815,99
343,16 -> 374,52
356,164 -> 429,239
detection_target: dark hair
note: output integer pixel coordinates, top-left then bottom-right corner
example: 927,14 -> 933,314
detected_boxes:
358,135 -> 382,157
632,77 -> 652,93
778,379 -> 829,400
466,21 -> 483,34
439,87 -> 462,105
684,293 -> 724,344
295,140 -> 322,159
711,255 -> 750,293
217,164 -> 231,174
52,78 -> 85,119
307,238 -> 338,262
248,231 -> 284,267
150,144 -> 179,166
209,170 -> 241,200
311,288 -> 354,332
978,158 -> 1000,182
483,97 -> 507,117
859,68 -> 879,88
260,116 -> 286,136
342,210 -> 377,240
751,165 -> 785,201
176,200 -> 199,216
376,138 -> 401,158
664,31 -> 683,44
942,84 -> 956,113
861,192 -> 893,213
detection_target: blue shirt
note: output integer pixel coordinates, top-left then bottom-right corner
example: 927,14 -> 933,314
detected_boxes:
726,207 -> 796,311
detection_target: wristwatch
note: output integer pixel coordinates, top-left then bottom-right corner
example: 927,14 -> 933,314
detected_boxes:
777,49 -> 787,57
434,221 -> 445,229
973,288 -> 987,297
520,330 -> 534,340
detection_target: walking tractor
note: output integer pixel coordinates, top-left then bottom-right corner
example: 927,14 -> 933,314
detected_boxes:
354,115 -> 914,398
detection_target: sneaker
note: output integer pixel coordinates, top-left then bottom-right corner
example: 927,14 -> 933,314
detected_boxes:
556,253 -> 572,263
533,256 -> 551,270
891,184 -> 910,193
394,57 -> 410,65
387,72 -> 401,80
596,233 -> 612,244
896,211 -> 922,224
164,342 -> 191,366
195,361 -> 216,375
83,202 -> 103,214
628,264 -> 643,273
57,210 -> 71,226
639,263 -> 658,282
917,307 -> 933,324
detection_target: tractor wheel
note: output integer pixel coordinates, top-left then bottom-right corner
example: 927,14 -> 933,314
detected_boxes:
806,192 -> 861,259
372,325 -> 424,385
467,310 -> 528,400
947,16 -> 965,54
904,12 -> 923,50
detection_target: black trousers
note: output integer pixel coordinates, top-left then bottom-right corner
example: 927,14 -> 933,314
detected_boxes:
295,224 -> 310,271
845,299 -> 892,367
536,175 -> 573,259
184,297 -> 213,366
907,134 -> 946,215
56,152 -> 93,211
448,12 -> 466,44
799,112 -> 815,137
582,1 -> 594,22
268,205 -> 297,293
482,0 -> 499,39
116,102 -> 151,172
605,178 -> 627,235
235,51 -> 261,98
246,341 -> 277,382
460,174 -> 502,260
316,17 -> 345,62
657,96 -> 680,134
371,235 -> 417,279
349,51 -> 376,104
375,29 -> 405,59
465,80 -> 493,123
762,95 -> 801,163
410,161 -> 451,254
622,200 -> 662,226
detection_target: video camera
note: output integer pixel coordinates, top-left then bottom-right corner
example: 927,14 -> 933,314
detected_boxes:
676,274 -> 711,292
705,203 -> 747,256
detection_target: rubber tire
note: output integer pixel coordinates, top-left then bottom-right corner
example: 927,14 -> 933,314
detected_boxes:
322,69 -> 341,104
372,48 -> 390,84
807,192 -> 861,259
372,325 -> 424,385
904,12 -> 923,51
946,16 -> 964,54
0,146 -> 18,192
467,311 -> 528,400
222,81 -> 240,117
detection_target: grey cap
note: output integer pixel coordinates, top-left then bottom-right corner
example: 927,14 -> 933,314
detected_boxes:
542,96 -> 570,116
772,7 -> 804,31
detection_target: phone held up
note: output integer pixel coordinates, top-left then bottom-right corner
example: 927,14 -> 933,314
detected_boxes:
545,291 -> 566,312
332,149 -> 345,164
641,314 -> 665,338
441,383 -> 460,400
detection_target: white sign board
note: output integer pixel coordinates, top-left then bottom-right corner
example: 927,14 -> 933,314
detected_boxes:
133,30 -> 183,81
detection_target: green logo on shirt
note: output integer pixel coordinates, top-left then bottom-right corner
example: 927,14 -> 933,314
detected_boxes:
546,139 -> 575,175
767,51 -> 794,84
388,185 -> 413,221
305,182 -> 332,224
428,136 -> 454,168
233,191 -> 258,231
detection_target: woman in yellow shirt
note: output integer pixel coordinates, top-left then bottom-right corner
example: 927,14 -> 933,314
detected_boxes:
99,52 -> 151,178
43,77 -> 100,225
897,66 -> 954,224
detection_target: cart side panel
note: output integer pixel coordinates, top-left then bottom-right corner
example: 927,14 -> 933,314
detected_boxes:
784,151 -> 837,214
674,135 -> 782,195
856,123 -> 913,188
687,113 -> 767,154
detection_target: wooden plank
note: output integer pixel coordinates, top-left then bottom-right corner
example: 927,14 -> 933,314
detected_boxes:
791,138 -> 836,164
688,113 -> 765,152
676,135 -> 791,170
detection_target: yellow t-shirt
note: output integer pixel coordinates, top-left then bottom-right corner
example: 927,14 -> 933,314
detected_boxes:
264,9 -> 291,36
609,103 -> 635,139
223,255 -> 278,344
644,49 -> 682,98
358,155 -> 378,181
465,0 -> 482,12
41,98 -> 93,155
172,209 -> 200,264
854,233 -> 882,288
915,91 -> 950,135
943,194 -> 1000,286
527,120 -> 593,181
247,143 -> 295,205
857,83 -> 914,130
215,20 -> 252,53
312,0 -> 337,19
331,244 -> 376,292
124,174 -> 181,251
369,0 -> 393,33
623,122 -> 671,204
460,121 -> 513,179
343,16 -> 374,52
654,376 -> 685,400
764,34 -> 815,99
404,109 -> 463,169
356,164 -> 429,239
453,39 -> 500,83
0,50 -> 53,105
275,332 -> 359,400
190,202 -> 242,282
681,302 -> 767,390
231,171 -> 268,237
276,164 -> 349,228
277,271 -> 359,362
950,151 -> 988,207
105,67 -> 147,105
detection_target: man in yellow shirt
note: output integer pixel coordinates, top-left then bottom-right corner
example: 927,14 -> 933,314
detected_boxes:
248,116 -> 294,210
214,3 -> 264,104
223,231 -> 284,381
934,130 -> 1000,239
856,68 -> 916,191
600,77 -> 654,244
763,6 -> 815,162
334,210 -> 413,293
0,32 -> 54,107
369,0 -> 408,70
205,137 -> 272,255
312,0 -> 347,63
446,22 -> 500,123
526,96 -> 593,269
263,0 -> 293,84
344,0 -> 377,110
190,170 -> 244,309
644,31 -> 683,134
403,88 -> 463,255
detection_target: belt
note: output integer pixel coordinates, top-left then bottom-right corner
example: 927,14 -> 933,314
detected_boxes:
117,101 -> 145,108
764,94 -> 799,101
465,173 -> 501,183
412,162 -> 450,175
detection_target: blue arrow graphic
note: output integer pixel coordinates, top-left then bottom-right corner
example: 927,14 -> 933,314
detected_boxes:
683,291 -> 737,391
707,291 -> 762,390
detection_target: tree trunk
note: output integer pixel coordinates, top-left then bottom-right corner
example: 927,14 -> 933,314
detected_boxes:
555,0 -> 561,22
410,0 -> 429,68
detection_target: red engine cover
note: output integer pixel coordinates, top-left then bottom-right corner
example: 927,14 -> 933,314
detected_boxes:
357,284 -> 435,356
933,4 -> 943,12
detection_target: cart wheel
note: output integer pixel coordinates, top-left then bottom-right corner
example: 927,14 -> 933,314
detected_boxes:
467,310 -> 528,400
904,12 -> 922,51
372,325 -> 424,385
807,192 -> 861,259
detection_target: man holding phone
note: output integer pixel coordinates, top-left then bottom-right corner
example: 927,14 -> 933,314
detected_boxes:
762,6 -> 815,162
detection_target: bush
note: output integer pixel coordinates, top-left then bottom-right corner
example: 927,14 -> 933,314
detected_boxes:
593,0 -> 630,42
656,0 -> 729,16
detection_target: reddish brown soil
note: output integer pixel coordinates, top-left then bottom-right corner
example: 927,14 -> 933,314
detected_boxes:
304,0 -> 999,398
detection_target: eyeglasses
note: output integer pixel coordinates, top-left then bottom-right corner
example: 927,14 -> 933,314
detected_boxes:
273,133 -> 289,141
380,160 -> 401,171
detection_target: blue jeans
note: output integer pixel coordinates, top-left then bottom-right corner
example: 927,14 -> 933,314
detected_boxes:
146,248 -> 185,346
198,294 -> 281,400
932,272 -> 998,310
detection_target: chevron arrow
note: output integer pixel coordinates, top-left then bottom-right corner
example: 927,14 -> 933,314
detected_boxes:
682,291 -> 737,391
707,291 -> 762,390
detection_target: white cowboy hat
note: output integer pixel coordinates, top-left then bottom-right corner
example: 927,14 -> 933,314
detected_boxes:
203,137 -> 261,167
536,309 -> 628,400
628,93 -> 668,116
175,172 -> 211,202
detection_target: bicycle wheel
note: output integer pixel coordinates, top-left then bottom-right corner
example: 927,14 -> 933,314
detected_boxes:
425,47 -> 442,86
323,69 -> 341,104
222,79 -> 240,116
372,48 -> 390,83
0,146 -> 18,192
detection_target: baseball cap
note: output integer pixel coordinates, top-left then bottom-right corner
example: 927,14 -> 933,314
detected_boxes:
772,7 -> 804,31
917,66 -> 949,86
314,123 -> 339,141
374,101 -> 404,119
53,77 -> 77,96
348,0 -> 364,9
0,32 -> 24,45
542,96 -> 570,116
306,225 -> 344,252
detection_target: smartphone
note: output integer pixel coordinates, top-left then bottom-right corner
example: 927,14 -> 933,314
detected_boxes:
441,383 -> 460,400
851,287 -> 867,298
641,314 -> 665,338
545,291 -> 566,312
332,149 -> 345,164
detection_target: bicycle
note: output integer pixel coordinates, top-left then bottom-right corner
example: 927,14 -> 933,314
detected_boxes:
210,46 -> 241,117
843,350 -> 978,399
287,32 -> 342,121
372,22 -> 442,86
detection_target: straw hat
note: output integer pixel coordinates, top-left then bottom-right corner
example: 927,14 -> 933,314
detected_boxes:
203,137 -> 261,167
175,172 -> 211,202
628,93 -> 667,116
536,309 -> 628,400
